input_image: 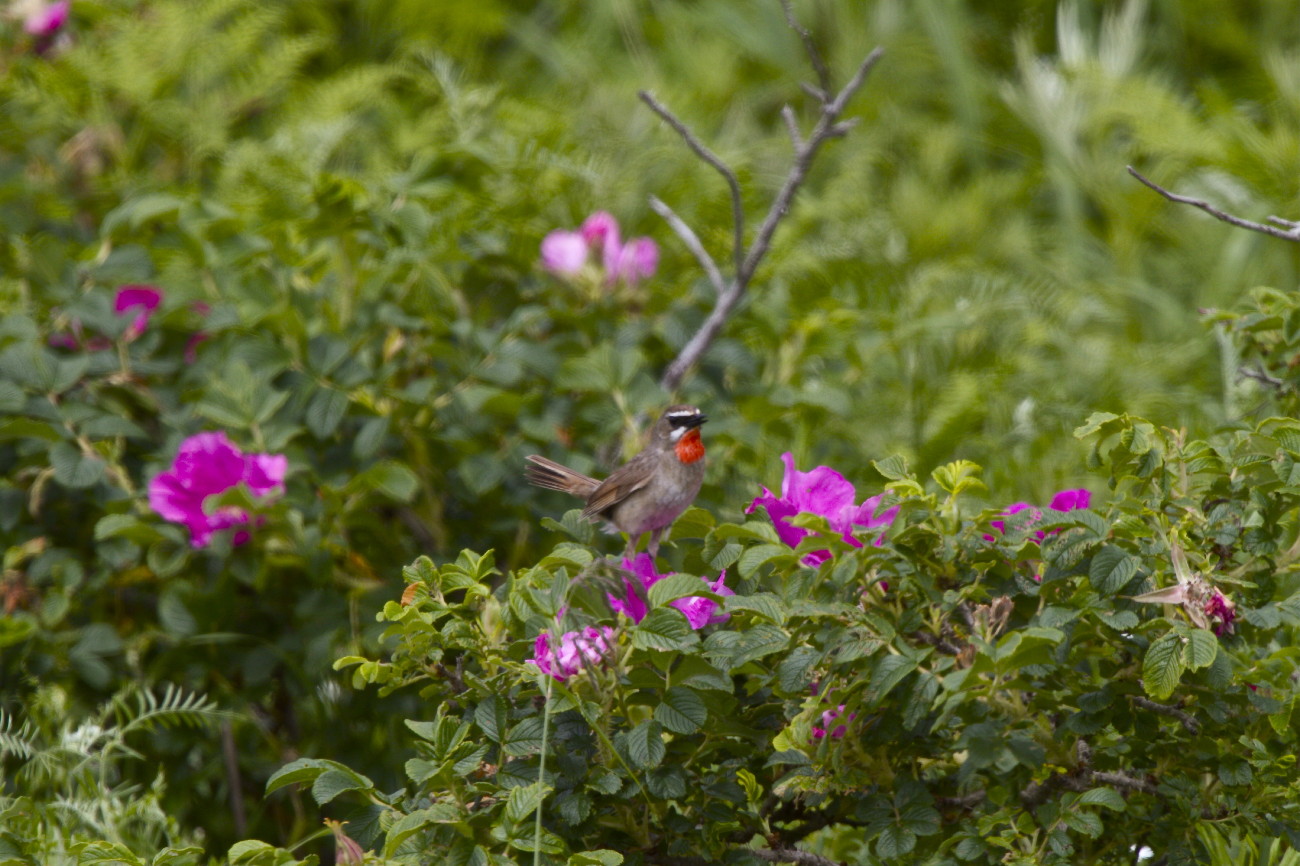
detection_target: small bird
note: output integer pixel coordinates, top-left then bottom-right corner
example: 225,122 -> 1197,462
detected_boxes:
525,405 -> 708,558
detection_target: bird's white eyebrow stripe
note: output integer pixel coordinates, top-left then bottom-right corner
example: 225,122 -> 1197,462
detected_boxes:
666,410 -> 699,418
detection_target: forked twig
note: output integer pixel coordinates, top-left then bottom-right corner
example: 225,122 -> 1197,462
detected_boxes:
643,2 -> 884,394
1127,166 -> 1300,243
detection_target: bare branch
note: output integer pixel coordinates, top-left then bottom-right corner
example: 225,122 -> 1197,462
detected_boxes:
781,104 -> 804,151
752,848 -> 843,866
780,0 -> 832,97
638,90 -> 745,273
1239,366 -> 1284,388
1127,166 -> 1300,242
644,4 -> 884,395
800,81 -> 828,103
648,196 -> 728,296
936,790 -> 987,810
739,47 -> 884,284
1093,770 -> 1159,795
1130,695 -> 1201,734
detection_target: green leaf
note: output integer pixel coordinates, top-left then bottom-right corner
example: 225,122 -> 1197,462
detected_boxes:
625,720 -> 665,769
505,780 -> 552,823
777,646 -> 821,694
1089,546 -> 1139,595
385,804 -> 465,855
475,696 -> 509,743
152,847 -> 205,866
737,543 -> 795,578
647,573 -> 716,607
568,851 -> 624,866
1218,759 -> 1252,786
50,442 -> 106,489
157,590 -> 197,637
1183,628 -> 1218,671
1078,787 -> 1126,811
0,417 -> 63,442
94,514 -> 162,544
868,654 -> 918,705
632,607 -> 694,651
503,717 -> 546,757
876,825 -> 917,858
653,687 -> 707,734
723,592 -> 787,624
311,768 -> 370,805
349,460 -> 419,502
306,386 -> 349,438
265,757 -> 370,795
1142,632 -> 1186,700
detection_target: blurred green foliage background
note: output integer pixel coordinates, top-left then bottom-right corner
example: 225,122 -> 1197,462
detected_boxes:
4,0 -> 1300,859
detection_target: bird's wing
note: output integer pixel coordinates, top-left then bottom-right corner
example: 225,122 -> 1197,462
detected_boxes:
580,452 -> 654,519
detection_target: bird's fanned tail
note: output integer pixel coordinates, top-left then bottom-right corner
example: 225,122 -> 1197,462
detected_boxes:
524,455 -> 600,497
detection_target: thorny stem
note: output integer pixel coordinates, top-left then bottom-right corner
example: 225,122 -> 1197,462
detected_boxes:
642,3 -> 884,394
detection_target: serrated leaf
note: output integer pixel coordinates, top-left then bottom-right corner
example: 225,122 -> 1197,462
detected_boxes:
1078,787 -> 1126,811
868,654 -> 917,704
505,781 -> 551,823
777,646 -> 821,694
266,758 -> 369,795
723,592 -> 786,623
876,825 -> 917,858
632,607 -> 694,651
157,591 -> 196,637
1142,632 -> 1186,700
50,441 -> 106,489
737,543 -> 794,578
349,460 -> 418,502
625,720 -> 665,769
1089,546 -> 1139,595
475,697 -> 509,743
1183,628 -> 1218,670
306,386 -> 350,438
653,687 -> 707,734
503,717 -> 546,757
647,573 -> 717,607
311,768 -> 369,805
568,851 -> 623,866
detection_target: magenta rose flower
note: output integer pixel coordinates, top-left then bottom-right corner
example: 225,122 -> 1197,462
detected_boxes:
114,284 -> 163,340
540,230 -> 588,276
540,211 -> 658,286
148,431 -> 287,548
610,554 -> 731,629
531,626 -> 616,681
1204,589 -> 1236,637
746,452 -> 898,567
21,0 -> 69,36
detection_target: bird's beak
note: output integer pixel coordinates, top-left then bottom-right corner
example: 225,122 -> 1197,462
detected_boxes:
687,413 -> 708,428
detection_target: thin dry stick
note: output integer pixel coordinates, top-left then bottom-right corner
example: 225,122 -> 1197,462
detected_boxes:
1127,166 -> 1300,242
648,195 -> 726,295
780,0 -> 832,98
644,12 -> 884,394
1130,694 -> 1201,735
638,91 -> 746,275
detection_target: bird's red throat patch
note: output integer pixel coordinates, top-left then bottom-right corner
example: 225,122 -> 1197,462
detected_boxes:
675,428 -> 705,464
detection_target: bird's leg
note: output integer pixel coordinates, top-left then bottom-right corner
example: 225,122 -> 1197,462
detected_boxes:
647,528 -> 664,559
622,534 -> 639,561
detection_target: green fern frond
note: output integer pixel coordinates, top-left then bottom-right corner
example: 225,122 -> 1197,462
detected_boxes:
0,710 -> 36,759
108,684 -> 224,738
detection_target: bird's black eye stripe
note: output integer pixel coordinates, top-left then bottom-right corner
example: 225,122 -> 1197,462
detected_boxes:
667,411 -> 705,428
